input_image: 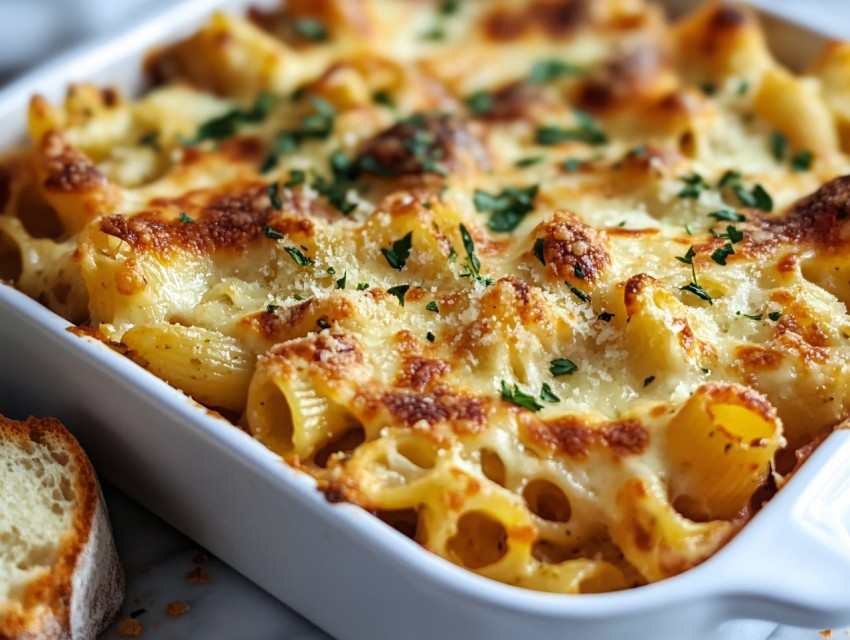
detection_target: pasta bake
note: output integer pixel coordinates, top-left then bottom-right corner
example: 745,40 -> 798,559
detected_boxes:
2,0 -> 850,594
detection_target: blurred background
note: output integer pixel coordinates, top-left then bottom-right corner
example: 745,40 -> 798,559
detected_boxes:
1,0 -> 850,87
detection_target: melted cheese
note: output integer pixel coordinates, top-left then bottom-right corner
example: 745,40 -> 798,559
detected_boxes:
3,0 -> 850,593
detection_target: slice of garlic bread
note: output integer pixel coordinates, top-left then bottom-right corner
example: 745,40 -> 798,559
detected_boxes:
0,415 -> 124,640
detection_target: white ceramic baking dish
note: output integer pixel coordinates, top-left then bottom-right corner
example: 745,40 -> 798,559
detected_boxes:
1,2 -> 849,639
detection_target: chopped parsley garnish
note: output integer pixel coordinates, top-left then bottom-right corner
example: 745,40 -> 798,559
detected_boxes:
336,271 -> 347,289
500,380 -> 543,412
740,312 -> 762,321
678,173 -> 709,199
540,383 -> 561,403
768,311 -> 782,321
402,121 -> 449,176
420,26 -> 445,41
565,281 -> 590,303
387,284 -> 410,307
312,174 -> 358,215
516,156 -> 544,168
266,304 -> 279,313
536,111 -> 607,146
138,131 -> 159,150
685,224 -> 694,235
737,79 -> 749,96
710,224 -> 744,244
356,282 -> 370,291
458,224 -> 491,285
292,293 -> 304,301
733,183 -> 773,212
260,154 -> 278,174
710,242 -> 735,265
317,318 -> 331,330
466,91 -> 494,116
574,264 -> 586,280
293,17 -> 328,42
717,170 -> 741,189
708,209 -> 745,222
381,232 -> 414,271
700,82 -> 717,96
550,358 -> 578,376
263,225 -> 285,240
791,150 -> 813,172
598,311 -> 615,322
284,246 -> 313,266
528,59 -> 582,84
180,92 -> 273,146
372,90 -> 395,109
643,375 -> 656,387
426,331 -> 436,342
178,212 -> 194,224
771,131 -> 788,162
532,237 -> 546,265
562,157 -> 581,172
425,301 -> 439,312
473,184 -> 538,232
676,246 -> 714,304
439,0 -> 460,15
285,169 -> 306,188
267,183 -> 283,210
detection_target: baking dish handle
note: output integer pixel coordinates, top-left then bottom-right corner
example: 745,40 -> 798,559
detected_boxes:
711,429 -> 850,628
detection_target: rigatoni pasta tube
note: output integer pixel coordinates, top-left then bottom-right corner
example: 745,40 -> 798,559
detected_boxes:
123,323 -> 253,411
666,382 -> 784,521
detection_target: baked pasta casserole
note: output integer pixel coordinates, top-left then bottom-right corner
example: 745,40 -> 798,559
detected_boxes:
3,0 -> 850,594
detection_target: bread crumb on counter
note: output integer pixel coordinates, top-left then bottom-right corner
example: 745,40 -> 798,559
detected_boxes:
116,618 -> 143,637
166,600 -> 191,617
185,566 -> 212,584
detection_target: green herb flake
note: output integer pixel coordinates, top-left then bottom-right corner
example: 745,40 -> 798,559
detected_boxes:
372,90 -> 395,109
284,245 -> 313,266
791,150 -> 813,172
178,212 -> 194,224
540,383 -> 561,403
771,131 -> 788,162
387,284 -> 410,307
425,301 -> 439,313
293,17 -> 328,42
439,0 -> 460,15
426,331 -> 436,342
317,318 -> 331,330
180,91 -> 273,146
420,26 -> 445,40
515,156 -> 544,168
267,183 -> 283,210
458,224 -> 491,285
532,237 -> 546,266
500,380 -> 543,412
678,173 -> 708,199
466,90 -> 494,116
708,209 -> 745,222
536,111 -> 607,146
473,184 -> 538,232
768,311 -> 782,321
685,224 -> 694,235
566,281 -> 590,303
529,59 -> 583,84
643,375 -> 656,387
285,169 -> 306,188
381,231 -> 414,271
263,225 -> 284,240
550,358 -> 578,376
266,304 -> 279,313
562,157 -> 581,173
676,246 -> 714,304
710,242 -> 735,266
598,311 -> 614,322
336,271 -> 347,290
138,131 -> 159,150
741,312 -> 762,321
574,264 -> 586,280
356,282 -> 370,291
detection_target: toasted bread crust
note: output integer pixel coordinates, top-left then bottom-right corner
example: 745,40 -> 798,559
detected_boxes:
0,416 -> 124,640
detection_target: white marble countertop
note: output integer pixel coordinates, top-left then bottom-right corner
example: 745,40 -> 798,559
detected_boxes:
2,1 -> 849,638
